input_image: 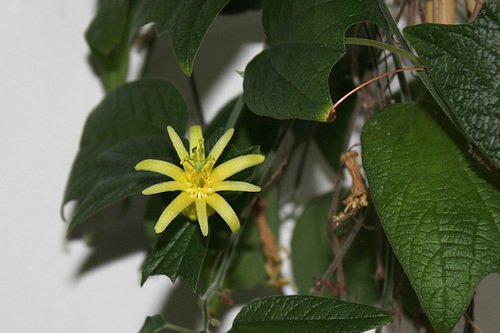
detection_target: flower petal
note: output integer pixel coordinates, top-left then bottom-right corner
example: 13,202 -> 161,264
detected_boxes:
195,198 -> 209,236
167,126 -> 189,161
205,128 -> 234,173
189,126 -> 204,159
209,128 -> 234,162
135,159 -> 186,183
206,193 -> 240,234
155,192 -> 194,233
211,181 -> 261,193
211,154 -> 265,182
142,181 -> 187,195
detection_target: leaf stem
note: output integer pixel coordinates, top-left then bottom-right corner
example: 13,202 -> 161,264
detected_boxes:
344,37 -> 422,64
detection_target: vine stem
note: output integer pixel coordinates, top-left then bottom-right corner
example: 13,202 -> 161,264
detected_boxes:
200,228 -> 244,333
344,37 -> 422,64
327,67 -> 424,121
189,72 -> 205,128
160,322 -> 200,333
314,208 -> 366,296
198,119 -> 298,331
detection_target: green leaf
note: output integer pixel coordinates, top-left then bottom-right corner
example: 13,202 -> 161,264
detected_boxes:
361,104 -> 500,332
63,79 -> 188,233
144,196 -> 169,246
139,315 -> 197,333
86,0 -> 130,54
243,0 -> 389,121
206,96 -> 281,155
404,1 -> 500,168
138,315 -> 168,333
68,136 -> 172,234
292,195 -> 332,295
141,218 -> 209,292
230,295 -> 391,332
85,0 -> 135,91
314,51 -> 360,171
130,0 -> 231,75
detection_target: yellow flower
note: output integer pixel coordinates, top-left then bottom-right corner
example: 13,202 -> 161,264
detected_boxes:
135,126 -> 265,236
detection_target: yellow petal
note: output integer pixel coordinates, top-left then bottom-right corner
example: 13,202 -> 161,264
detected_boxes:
167,126 -> 189,161
205,128 -> 234,173
142,181 -> 187,195
189,126 -> 204,159
155,192 -> 194,233
195,198 -> 209,236
206,193 -> 240,234
209,128 -> 234,162
135,159 -> 186,183
211,154 -> 265,182
212,181 -> 261,193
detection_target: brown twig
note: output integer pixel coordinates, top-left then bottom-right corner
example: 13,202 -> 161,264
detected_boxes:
464,313 -> 483,333
314,208 -> 366,296
469,0 -> 483,22
255,199 -> 289,288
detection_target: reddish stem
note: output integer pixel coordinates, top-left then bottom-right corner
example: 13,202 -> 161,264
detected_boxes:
327,67 -> 424,122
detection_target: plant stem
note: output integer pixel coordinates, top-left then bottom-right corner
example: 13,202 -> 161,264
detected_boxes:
391,53 -> 412,103
437,0 -> 456,24
156,321 -> 200,333
200,228 -> 244,332
224,95 -> 244,133
344,37 -> 422,64
199,120 -> 296,331
375,0 -> 462,130
189,72 -> 205,128
315,210 -> 365,296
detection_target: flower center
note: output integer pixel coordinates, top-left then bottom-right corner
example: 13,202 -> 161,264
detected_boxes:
187,168 -> 212,198
181,140 -> 215,199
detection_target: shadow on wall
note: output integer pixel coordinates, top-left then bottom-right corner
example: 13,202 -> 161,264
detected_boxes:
67,195 -> 150,279
142,10 -> 265,123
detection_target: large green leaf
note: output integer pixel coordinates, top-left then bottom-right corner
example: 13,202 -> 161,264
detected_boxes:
68,136 -> 172,234
243,0 -> 388,121
130,0 -> 230,75
141,218 -> 209,292
361,104 -> 500,332
230,295 -> 391,332
85,0 -> 136,91
63,80 -> 188,232
404,1 -> 500,168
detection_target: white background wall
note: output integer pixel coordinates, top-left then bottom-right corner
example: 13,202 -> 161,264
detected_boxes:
1,1 -> 499,333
